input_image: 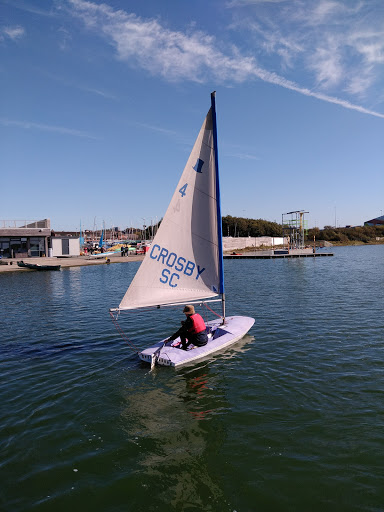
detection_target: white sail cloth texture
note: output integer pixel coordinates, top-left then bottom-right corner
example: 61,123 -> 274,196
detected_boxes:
119,108 -> 221,310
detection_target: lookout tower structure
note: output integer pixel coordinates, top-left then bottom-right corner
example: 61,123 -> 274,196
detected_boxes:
282,210 -> 309,250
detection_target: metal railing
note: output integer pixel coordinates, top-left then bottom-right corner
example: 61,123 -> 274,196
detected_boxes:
0,219 -> 50,229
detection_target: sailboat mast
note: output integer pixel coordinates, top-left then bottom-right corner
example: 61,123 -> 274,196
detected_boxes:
210,91 -> 226,321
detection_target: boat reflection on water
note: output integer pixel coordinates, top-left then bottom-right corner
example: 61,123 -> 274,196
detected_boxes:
180,334 -> 254,419
118,334 -> 254,509
119,372 -> 223,508
187,373 -> 212,420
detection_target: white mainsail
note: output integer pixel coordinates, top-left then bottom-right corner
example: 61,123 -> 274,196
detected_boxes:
119,107 -> 221,311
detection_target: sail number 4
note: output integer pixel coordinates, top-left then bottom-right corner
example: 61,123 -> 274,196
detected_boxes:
179,183 -> 188,197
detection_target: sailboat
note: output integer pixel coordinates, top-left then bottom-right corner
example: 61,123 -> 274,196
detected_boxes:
89,222 -> 119,259
110,92 -> 254,368
98,227 -> 104,249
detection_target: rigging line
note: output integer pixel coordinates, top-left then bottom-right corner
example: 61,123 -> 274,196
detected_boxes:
199,303 -> 210,328
109,311 -> 141,353
203,301 -> 222,318
200,305 -> 207,325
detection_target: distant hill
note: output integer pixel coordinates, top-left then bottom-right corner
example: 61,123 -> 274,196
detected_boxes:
222,216 -> 282,237
307,225 -> 384,244
222,216 -> 384,244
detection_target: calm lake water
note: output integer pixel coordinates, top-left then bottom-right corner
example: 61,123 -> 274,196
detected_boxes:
1,245 -> 384,512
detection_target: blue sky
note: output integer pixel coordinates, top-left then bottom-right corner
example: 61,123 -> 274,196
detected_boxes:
1,0 -> 383,231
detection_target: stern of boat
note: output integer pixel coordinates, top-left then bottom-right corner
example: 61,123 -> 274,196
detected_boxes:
138,316 -> 254,368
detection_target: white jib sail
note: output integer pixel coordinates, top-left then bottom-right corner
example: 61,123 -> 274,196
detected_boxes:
119,108 -> 220,310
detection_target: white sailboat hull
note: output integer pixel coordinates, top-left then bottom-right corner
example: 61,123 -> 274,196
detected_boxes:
88,251 -> 118,259
139,316 -> 255,368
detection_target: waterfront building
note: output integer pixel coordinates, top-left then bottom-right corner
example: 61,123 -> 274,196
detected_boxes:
51,237 -> 80,257
0,219 -> 51,258
0,219 -> 80,258
364,215 -> 384,227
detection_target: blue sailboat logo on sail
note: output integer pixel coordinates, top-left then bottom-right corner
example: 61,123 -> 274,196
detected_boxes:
193,158 -> 204,173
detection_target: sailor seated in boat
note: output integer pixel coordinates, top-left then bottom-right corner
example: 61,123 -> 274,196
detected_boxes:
166,305 -> 208,351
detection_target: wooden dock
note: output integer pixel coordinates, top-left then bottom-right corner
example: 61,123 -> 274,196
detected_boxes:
224,252 -> 333,259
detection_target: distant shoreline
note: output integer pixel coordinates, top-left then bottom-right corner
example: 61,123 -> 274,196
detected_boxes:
0,254 -> 145,273
2,241 -> 383,274
223,240 -> 384,253
323,240 -> 384,247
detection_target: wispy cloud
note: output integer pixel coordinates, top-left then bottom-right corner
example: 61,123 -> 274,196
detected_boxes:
348,29 -> 384,65
82,86 -> 116,99
309,0 -> 346,24
225,143 -> 261,160
226,0 -> 288,5
40,69 -> 117,100
2,0 -> 54,17
0,118 -> 98,139
57,26 -> 72,51
67,0 -> 384,118
67,0 -> 257,83
0,25 -> 25,41
227,152 -> 260,160
137,123 -> 178,136
228,0 -> 384,101
310,39 -> 343,89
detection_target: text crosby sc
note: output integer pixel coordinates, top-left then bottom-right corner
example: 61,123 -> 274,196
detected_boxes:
149,244 -> 206,288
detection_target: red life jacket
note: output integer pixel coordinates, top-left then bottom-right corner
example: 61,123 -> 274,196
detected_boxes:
188,313 -> 206,334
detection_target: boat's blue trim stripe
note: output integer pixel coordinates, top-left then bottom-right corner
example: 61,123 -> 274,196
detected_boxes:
211,92 -> 225,295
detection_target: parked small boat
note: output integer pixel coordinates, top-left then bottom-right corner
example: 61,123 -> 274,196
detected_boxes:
17,261 -> 61,271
